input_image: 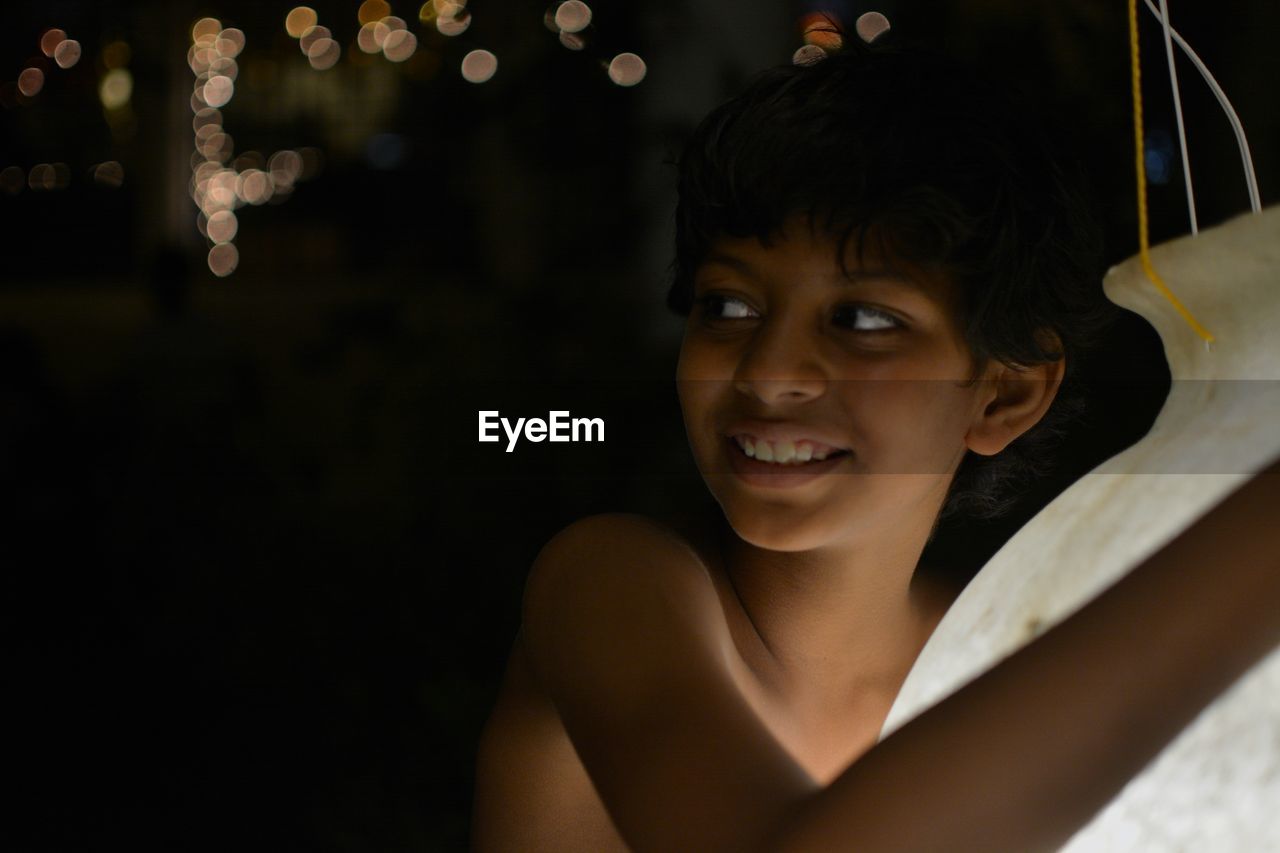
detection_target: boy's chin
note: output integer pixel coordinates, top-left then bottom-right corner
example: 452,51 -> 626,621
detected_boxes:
717,502 -> 849,553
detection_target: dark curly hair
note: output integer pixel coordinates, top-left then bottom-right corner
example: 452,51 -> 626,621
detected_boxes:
666,36 -> 1119,521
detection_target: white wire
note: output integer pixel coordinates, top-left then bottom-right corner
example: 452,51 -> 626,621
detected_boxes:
1155,0 -> 1198,233
1143,0 -> 1262,214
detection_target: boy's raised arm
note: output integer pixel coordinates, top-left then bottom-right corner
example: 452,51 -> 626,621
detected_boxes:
522,463 -> 1280,853
771,458 -> 1280,852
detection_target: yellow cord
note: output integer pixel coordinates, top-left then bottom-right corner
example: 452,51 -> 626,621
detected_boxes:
1127,0 -> 1215,344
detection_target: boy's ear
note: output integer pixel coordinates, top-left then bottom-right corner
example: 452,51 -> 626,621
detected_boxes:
965,340 -> 1065,457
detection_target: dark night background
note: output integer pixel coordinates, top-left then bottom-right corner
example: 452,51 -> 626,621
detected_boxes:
4,1 -> 1276,849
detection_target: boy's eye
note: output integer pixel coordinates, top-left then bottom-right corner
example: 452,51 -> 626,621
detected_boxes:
698,294 -> 758,320
833,304 -> 903,332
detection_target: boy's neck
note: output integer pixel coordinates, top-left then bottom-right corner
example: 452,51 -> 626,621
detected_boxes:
714,512 -> 959,709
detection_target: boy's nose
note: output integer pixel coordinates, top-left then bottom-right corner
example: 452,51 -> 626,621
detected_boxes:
731,324 -> 826,404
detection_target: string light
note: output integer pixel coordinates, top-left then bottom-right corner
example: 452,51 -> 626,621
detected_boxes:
461,49 -> 497,83
607,53 -> 646,87
359,0 -> 392,25
555,1 -> 592,34
192,17 -> 222,42
436,10 -> 471,36
39,29 -> 67,58
207,242 -> 239,277
92,161 -> 125,188
202,75 -> 234,108
53,40 -> 82,69
558,31 -> 586,51
307,38 -> 342,70
0,166 -> 25,195
383,30 -> 418,63
285,7 -> 317,39
17,68 -> 45,98
298,25 -> 331,55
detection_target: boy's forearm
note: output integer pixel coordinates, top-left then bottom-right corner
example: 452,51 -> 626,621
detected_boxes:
769,461 -> 1280,853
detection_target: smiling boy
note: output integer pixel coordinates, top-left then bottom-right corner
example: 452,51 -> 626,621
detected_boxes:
471,38 -> 1280,852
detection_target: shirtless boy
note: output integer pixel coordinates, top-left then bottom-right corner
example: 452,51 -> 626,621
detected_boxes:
472,38 -> 1280,852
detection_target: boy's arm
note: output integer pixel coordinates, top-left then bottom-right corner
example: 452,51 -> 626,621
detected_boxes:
772,459 -> 1280,852
523,465 -> 1280,853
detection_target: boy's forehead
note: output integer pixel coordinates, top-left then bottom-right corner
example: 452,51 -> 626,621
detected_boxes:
700,220 -> 960,309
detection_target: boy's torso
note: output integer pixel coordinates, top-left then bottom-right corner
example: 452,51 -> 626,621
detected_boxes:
472,512 -> 942,850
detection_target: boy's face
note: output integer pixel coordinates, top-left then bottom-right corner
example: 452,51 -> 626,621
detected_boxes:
676,218 -> 996,553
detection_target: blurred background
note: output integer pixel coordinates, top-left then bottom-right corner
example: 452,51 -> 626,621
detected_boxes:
4,1 -> 1276,849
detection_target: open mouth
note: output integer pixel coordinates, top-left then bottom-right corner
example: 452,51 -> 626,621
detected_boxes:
722,435 -> 851,488
728,434 -> 852,466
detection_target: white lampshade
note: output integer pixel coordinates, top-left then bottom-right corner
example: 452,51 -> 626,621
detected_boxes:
882,205 -> 1280,851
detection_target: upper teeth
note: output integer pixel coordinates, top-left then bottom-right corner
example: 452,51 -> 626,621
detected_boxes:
734,436 -> 842,464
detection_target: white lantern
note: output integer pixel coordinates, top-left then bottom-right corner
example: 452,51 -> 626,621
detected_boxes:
882,205 -> 1280,851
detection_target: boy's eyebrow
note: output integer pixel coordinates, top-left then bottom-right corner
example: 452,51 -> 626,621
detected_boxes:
699,250 -> 927,291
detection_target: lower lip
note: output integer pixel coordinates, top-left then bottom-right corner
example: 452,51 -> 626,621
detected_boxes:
723,437 -> 851,489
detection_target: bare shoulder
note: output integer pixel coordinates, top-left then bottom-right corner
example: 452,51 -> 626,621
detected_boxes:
472,513 -> 735,852
528,512 -> 715,588
486,512 -> 813,851
521,511 -> 728,682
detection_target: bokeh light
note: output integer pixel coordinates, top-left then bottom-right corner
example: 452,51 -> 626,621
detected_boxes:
285,7 -> 318,38
236,169 -> 274,205
217,29 -> 246,59
607,52 -> 646,87
207,210 -> 239,243
234,152 -> 265,172
792,44 -> 827,66
383,30 -> 418,63
357,22 -> 387,53
195,123 -> 222,144
92,161 -> 125,188
422,0 -> 468,22
193,107 -> 222,132
200,131 -> 235,163
299,25 -> 332,55
1,165 -> 26,195
460,50 -> 497,83
269,150 -> 303,188
359,0 -> 391,25
436,11 -> 471,37
27,163 -> 69,191
192,17 -> 222,42
555,1 -> 592,34
189,44 -> 214,74
100,68 -> 133,108
801,14 -> 843,51
210,57 -> 239,81
203,169 -> 239,212
54,39 -> 82,68
40,28 -> 66,58
307,39 -> 341,71
855,11 -> 891,44
17,68 -> 45,98
202,75 -> 234,108
207,242 -> 239,277
28,163 -> 54,190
